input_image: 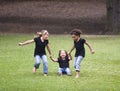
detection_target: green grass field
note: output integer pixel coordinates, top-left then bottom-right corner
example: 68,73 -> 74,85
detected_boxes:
0,34 -> 120,91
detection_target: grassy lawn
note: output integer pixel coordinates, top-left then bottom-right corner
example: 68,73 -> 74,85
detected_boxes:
0,34 -> 120,91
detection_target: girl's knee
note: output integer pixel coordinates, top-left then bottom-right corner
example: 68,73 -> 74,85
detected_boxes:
34,63 -> 40,69
42,59 -> 48,65
58,71 -> 62,75
66,68 -> 71,75
58,68 -> 62,74
43,61 -> 48,66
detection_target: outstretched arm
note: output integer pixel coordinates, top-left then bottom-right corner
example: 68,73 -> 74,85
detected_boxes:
69,45 -> 75,54
46,44 -> 52,58
85,41 -> 95,54
19,39 -> 34,46
50,56 -> 58,62
68,53 -> 72,60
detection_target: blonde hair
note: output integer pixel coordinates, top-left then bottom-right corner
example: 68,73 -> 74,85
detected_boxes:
41,30 -> 49,35
34,30 -> 49,38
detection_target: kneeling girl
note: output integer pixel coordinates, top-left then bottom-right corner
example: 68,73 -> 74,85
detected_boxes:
50,50 -> 72,76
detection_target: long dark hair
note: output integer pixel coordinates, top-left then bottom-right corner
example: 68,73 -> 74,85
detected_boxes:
58,50 -> 69,60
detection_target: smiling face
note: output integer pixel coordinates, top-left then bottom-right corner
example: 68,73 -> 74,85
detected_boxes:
42,31 -> 49,40
60,50 -> 67,59
43,33 -> 49,40
71,34 -> 80,41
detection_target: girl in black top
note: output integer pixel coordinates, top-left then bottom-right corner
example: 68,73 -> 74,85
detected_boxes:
69,29 -> 95,78
50,50 -> 72,76
19,30 -> 52,76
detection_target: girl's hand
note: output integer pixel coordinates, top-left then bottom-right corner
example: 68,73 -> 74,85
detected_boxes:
91,49 -> 95,54
49,56 -> 55,62
50,55 -> 52,59
19,43 -> 23,46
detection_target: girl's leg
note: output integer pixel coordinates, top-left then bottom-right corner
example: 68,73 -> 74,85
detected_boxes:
76,71 -> 80,78
75,56 -> 83,78
41,55 -> 48,76
33,55 -> 41,73
75,56 -> 83,71
65,68 -> 71,76
74,57 -> 77,69
58,68 -> 63,76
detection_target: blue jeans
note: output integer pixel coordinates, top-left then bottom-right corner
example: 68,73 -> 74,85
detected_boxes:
74,56 -> 83,71
34,55 -> 48,74
58,68 -> 71,75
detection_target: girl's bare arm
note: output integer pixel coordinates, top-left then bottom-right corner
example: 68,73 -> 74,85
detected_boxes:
69,45 -> 75,54
46,44 -> 52,58
85,41 -> 95,54
68,53 -> 72,60
19,39 -> 34,46
50,57 -> 58,62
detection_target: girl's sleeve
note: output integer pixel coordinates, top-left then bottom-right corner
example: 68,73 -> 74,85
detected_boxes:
83,39 -> 86,43
34,38 -> 37,42
57,58 -> 60,63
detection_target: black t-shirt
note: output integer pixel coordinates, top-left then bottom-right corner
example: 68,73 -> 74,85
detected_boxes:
58,58 -> 70,68
34,37 -> 48,56
74,38 -> 86,57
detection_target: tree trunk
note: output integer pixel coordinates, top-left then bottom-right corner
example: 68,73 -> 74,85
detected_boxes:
106,0 -> 120,34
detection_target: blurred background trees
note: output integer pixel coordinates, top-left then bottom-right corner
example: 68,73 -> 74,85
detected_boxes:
0,0 -> 119,34
106,0 -> 120,34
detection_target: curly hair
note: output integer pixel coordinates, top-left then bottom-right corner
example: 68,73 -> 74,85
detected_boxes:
70,29 -> 82,36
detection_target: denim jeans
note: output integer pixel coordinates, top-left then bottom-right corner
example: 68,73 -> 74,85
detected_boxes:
74,56 -> 83,71
34,55 -> 48,74
58,68 -> 71,75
